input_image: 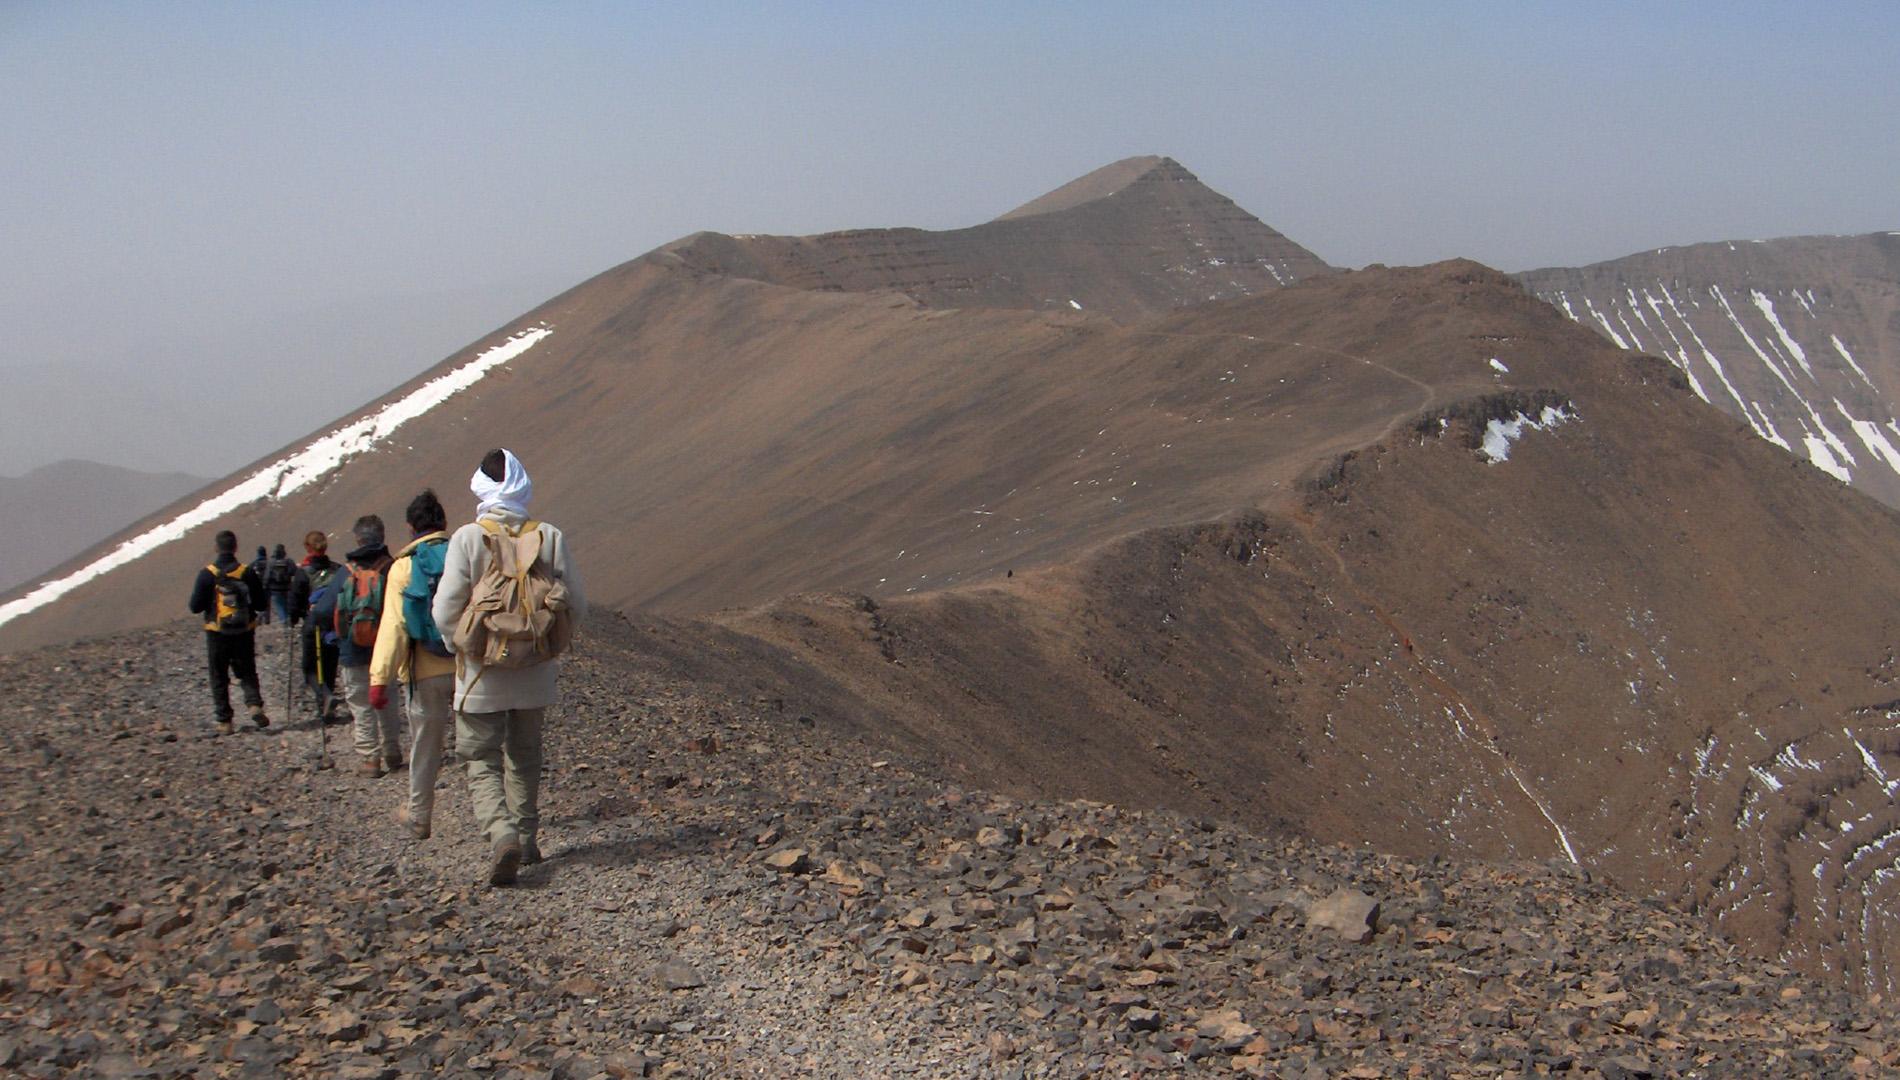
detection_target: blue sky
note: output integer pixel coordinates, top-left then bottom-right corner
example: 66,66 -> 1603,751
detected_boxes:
3,3 -> 1896,474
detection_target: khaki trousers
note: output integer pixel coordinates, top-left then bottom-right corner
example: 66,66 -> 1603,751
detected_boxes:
458,708 -> 545,846
404,675 -> 455,824
341,664 -> 403,761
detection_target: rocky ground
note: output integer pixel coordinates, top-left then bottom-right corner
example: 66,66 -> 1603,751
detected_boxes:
3,615 -> 1898,1078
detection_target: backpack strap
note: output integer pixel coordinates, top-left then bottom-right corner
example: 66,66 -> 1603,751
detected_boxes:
477,518 -> 541,537
204,564 -> 221,630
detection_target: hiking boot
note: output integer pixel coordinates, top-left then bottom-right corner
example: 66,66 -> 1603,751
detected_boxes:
522,839 -> 543,866
215,719 -> 234,737
489,836 -> 523,887
250,710 -> 270,730
383,751 -> 405,772
394,805 -> 430,840
358,755 -> 385,778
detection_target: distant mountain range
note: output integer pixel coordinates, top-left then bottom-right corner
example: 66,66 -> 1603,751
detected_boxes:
1517,233 -> 1900,507
7,157 -> 1900,998
0,460 -> 206,594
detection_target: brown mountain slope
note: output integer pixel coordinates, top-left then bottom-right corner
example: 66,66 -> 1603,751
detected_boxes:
1516,233 -> 1900,507
624,293 -> 1900,993
662,156 -> 1332,320
0,260 -> 1474,653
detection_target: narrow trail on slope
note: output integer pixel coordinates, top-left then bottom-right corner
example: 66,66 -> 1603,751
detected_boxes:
1130,325 -> 1582,863
1283,500 -> 1582,865
1122,328 -> 1441,440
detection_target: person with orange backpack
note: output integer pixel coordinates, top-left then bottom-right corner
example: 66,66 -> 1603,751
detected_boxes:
187,529 -> 271,735
335,514 -> 402,776
433,448 -> 583,886
368,489 -> 456,838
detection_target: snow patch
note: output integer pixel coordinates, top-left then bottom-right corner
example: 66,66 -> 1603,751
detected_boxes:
1639,286 -> 1710,402
1802,432 -> 1853,483
1582,296 -> 1629,349
1837,401 -> 1900,477
1852,732 -> 1900,798
1833,335 -> 1875,388
1751,291 -> 1813,377
1805,407 -> 1857,469
0,325 -> 554,630
1488,358 -> 1509,374
1694,734 -> 1720,777
1481,405 -> 1576,464
1711,285 -> 1799,395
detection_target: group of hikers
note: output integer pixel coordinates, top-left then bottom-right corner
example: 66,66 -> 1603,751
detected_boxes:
188,448 -> 583,886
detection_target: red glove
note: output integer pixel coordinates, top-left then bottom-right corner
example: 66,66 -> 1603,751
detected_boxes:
368,685 -> 390,711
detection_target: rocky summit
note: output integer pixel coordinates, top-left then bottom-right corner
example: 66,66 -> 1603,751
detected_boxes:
4,618 -> 1897,1078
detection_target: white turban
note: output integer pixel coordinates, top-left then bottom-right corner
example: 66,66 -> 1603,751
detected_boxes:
471,448 -> 533,519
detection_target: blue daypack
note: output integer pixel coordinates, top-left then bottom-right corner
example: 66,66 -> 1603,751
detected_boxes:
402,538 -> 453,657
306,562 -> 344,645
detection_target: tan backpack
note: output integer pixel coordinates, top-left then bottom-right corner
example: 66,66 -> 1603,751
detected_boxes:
451,519 -> 573,670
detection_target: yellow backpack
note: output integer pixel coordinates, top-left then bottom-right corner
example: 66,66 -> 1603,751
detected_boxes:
206,564 -> 255,634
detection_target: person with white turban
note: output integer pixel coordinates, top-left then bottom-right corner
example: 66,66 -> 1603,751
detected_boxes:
432,447 -> 584,886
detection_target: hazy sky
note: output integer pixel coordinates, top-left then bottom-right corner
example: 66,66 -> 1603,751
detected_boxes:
4,3 -> 1895,477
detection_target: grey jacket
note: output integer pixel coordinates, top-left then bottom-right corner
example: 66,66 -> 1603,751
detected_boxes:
433,510 -> 584,713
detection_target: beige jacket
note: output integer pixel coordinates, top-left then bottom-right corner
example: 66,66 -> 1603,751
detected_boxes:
368,531 -> 458,687
432,511 -> 583,713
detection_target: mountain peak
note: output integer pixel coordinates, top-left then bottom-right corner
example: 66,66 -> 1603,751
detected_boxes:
656,155 -> 1330,321
992,155 -> 1187,221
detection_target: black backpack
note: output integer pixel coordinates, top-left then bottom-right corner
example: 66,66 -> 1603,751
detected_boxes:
265,556 -> 294,592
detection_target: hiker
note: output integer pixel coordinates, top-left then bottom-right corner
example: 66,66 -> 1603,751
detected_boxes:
264,543 -> 297,625
336,515 -> 402,776
290,530 -> 342,724
434,448 -> 583,886
187,529 -> 271,734
368,490 -> 456,837
247,546 -> 271,624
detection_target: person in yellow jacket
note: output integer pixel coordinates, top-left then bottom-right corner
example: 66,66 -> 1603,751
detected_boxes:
368,490 -> 457,839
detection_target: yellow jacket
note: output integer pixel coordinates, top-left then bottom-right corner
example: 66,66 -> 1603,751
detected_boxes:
368,531 -> 458,687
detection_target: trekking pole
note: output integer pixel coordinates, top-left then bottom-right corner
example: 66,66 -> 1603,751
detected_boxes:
313,622 -> 332,770
283,619 -> 295,720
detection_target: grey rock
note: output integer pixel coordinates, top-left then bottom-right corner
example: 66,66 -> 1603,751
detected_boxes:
1306,888 -> 1380,943
656,960 -> 705,991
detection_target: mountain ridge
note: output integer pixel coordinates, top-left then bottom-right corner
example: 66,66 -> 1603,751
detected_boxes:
9,159 -> 1900,1001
